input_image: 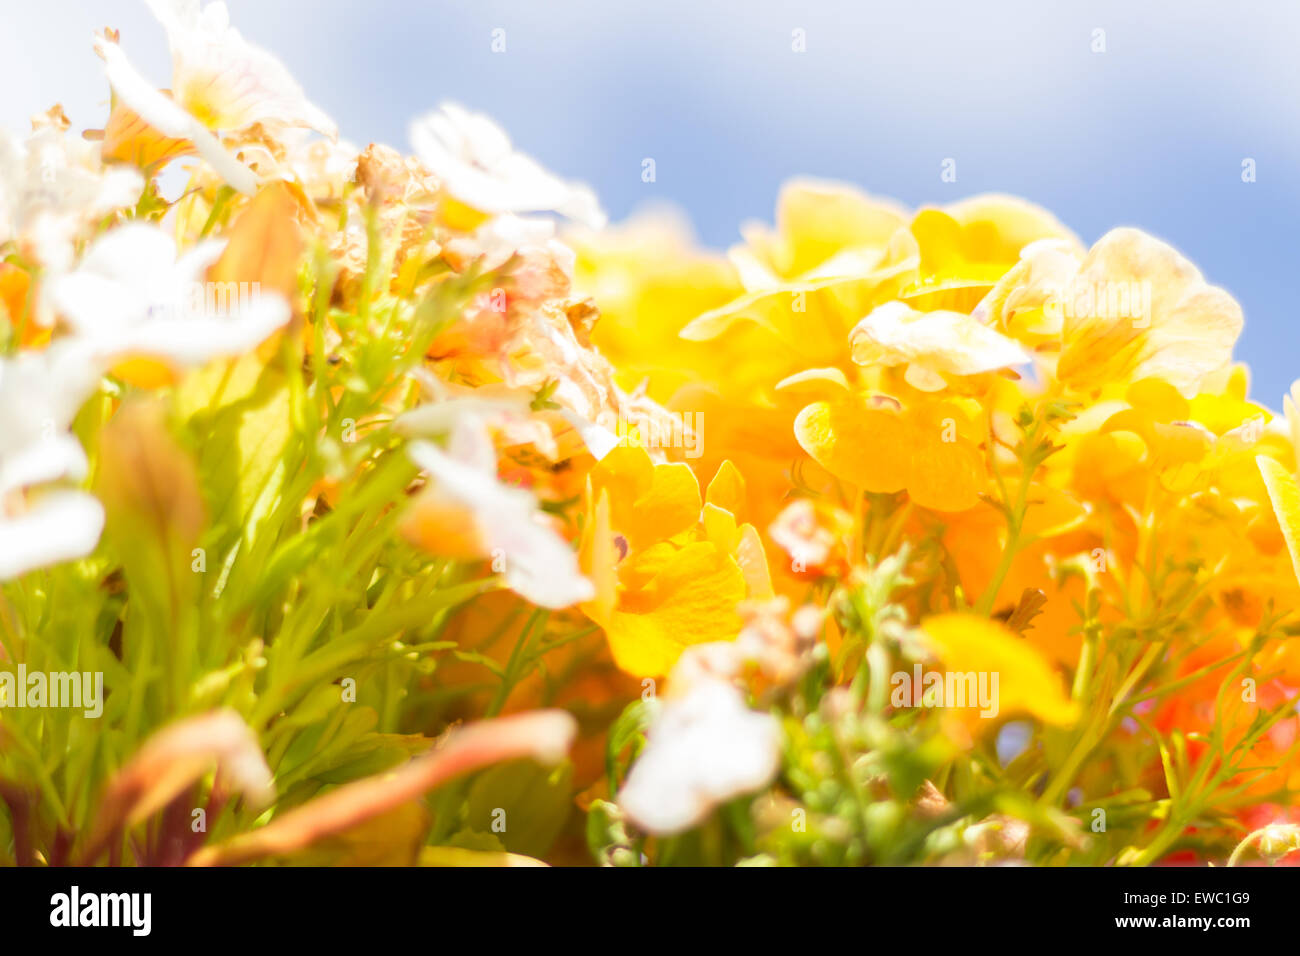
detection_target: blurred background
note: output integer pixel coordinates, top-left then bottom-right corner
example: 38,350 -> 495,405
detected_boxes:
4,0 -> 1296,403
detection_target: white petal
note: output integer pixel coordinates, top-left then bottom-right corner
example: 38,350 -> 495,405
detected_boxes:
618,680 -> 781,835
0,492 -> 105,580
0,342 -> 101,464
852,302 -> 1031,377
407,438 -> 594,609
119,295 -> 291,365
47,224 -> 289,366
0,435 -> 88,498
558,410 -> 621,461
145,0 -> 337,138
490,514 -> 596,609
45,224 -> 178,336
410,103 -> 606,227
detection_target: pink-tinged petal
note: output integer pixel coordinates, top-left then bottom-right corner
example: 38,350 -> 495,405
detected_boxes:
83,709 -> 273,862
185,710 -> 576,866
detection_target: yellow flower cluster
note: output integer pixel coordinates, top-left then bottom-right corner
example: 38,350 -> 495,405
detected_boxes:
573,181 -> 1300,852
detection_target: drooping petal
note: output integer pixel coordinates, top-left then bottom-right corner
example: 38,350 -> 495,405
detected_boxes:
794,398 -> 910,494
186,711 -> 576,866
84,709 -> 273,862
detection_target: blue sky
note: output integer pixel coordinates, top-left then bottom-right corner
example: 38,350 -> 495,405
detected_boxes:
6,0 -> 1298,404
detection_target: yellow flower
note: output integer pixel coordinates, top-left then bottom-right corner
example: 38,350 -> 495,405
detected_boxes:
568,210 -> 744,402
986,228 -> 1244,397
792,383 -> 986,512
1090,377 -> 1280,495
580,445 -> 772,677
679,179 -> 915,369
900,197 -> 1080,313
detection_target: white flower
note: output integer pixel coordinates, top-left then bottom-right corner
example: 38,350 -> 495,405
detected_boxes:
45,223 -> 291,369
441,214 -> 571,274
0,126 -> 143,271
618,674 -> 781,835
144,0 -> 337,138
404,422 -> 594,609
850,300 -> 1032,391
410,103 -> 606,228
94,33 -> 258,195
0,341 -> 105,580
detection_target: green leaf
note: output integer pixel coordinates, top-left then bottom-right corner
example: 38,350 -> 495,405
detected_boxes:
183,357 -> 294,553
463,758 -> 574,858
606,698 -> 658,791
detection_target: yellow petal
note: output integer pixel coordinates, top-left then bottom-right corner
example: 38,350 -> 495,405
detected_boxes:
589,444 -> 702,552
110,355 -> 179,390
1188,392 -> 1269,436
943,194 -> 1081,262
705,459 -> 748,516
735,523 -> 775,600
579,488 -> 618,623
1057,228 -> 1243,396
794,399 -> 909,494
902,199 -> 1072,312
209,183 -> 304,303
100,92 -> 197,171
419,846 -> 548,867
1125,378 -> 1189,421
910,209 -> 966,276
774,366 -> 851,401
0,264 -> 48,348
604,542 -> 746,677
400,486 -> 488,561
702,502 -> 740,552
920,613 -> 1078,726
775,178 -> 909,276
906,428 -> 984,512
1258,456 -> 1300,585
